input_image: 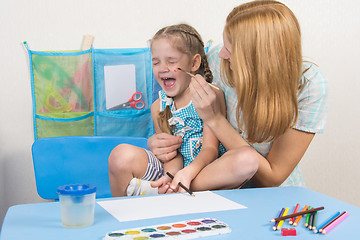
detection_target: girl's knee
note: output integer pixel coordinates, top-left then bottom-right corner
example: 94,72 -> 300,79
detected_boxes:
108,144 -> 138,172
230,146 -> 260,175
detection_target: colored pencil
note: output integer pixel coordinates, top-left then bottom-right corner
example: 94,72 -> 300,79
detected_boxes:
308,210 -> 314,229
319,211 -> 346,233
271,206 -> 324,223
166,172 -> 195,197
318,211 -> 341,233
305,206 -> 312,227
312,211 -> 318,232
273,208 -> 285,231
277,207 -> 289,230
308,212 -> 315,230
176,68 -> 196,77
289,203 -> 299,225
322,212 -> 349,234
292,205 -> 308,226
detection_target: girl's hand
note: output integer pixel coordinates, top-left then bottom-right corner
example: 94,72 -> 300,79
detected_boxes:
168,168 -> 193,194
190,75 -> 222,125
151,175 -> 171,194
147,133 -> 182,162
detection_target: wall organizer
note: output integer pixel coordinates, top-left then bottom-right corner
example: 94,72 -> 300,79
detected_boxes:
24,41 -> 161,140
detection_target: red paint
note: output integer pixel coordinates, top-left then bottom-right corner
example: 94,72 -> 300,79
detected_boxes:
187,221 -> 201,226
182,229 -> 196,234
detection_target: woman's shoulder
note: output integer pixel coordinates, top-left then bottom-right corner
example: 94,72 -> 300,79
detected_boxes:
295,62 -> 328,133
207,45 -> 221,70
301,62 -> 328,87
299,62 -> 328,101
207,45 -> 223,87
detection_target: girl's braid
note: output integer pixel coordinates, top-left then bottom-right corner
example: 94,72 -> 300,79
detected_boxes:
176,29 -> 205,47
202,55 -> 213,83
175,28 -> 213,83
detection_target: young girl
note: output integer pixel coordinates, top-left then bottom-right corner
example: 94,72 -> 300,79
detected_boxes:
108,23 -> 230,197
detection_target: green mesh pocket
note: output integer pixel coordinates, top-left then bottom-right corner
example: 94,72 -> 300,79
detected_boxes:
35,112 -> 94,138
32,53 -> 93,114
27,47 -> 155,140
31,51 -> 94,139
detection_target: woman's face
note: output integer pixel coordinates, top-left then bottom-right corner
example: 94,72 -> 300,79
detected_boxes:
219,31 -> 232,69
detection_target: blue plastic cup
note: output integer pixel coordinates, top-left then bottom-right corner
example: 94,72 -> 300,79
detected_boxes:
57,184 -> 96,228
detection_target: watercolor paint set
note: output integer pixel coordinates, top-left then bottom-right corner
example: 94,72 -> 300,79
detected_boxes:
103,218 -> 231,239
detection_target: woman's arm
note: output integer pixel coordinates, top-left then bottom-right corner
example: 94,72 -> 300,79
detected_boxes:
205,117 -> 314,186
190,75 -> 249,150
253,128 -> 314,187
190,75 -> 315,187
147,133 -> 182,162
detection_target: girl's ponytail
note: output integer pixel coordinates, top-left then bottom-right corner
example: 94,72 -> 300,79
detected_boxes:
158,105 -> 173,135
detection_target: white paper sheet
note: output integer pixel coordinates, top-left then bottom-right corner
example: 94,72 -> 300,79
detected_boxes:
97,191 -> 246,222
104,64 -> 136,110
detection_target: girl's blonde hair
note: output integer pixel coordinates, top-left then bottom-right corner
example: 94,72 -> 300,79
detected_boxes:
151,24 -> 213,134
222,0 -> 303,143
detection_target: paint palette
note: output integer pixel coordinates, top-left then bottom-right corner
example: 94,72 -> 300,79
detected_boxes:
103,218 -> 231,239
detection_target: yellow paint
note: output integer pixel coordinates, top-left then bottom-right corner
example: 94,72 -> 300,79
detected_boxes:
125,230 -> 140,235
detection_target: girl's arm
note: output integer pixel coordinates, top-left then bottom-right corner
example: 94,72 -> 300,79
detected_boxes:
190,75 -> 315,187
169,84 -> 227,192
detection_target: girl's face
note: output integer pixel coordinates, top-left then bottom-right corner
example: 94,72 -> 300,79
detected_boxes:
151,38 -> 193,100
219,31 -> 232,69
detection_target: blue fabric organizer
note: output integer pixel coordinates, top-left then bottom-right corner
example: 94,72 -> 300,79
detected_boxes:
25,43 -> 161,140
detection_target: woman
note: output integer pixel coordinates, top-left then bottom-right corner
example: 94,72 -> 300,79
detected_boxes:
148,0 -> 328,189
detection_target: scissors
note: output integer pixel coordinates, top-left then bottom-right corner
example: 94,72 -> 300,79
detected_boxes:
109,92 -> 145,110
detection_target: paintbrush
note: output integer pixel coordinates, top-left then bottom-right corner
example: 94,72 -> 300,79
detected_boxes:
166,172 -> 195,197
175,67 -> 196,78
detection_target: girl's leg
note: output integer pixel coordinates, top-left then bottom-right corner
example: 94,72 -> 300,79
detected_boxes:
190,146 -> 260,191
108,144 -> 148,197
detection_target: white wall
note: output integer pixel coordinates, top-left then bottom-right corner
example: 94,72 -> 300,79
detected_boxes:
1,0 -> 359,228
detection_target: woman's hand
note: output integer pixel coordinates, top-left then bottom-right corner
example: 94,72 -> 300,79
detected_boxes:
190,75 -> 223,125
147,133 -> 182,162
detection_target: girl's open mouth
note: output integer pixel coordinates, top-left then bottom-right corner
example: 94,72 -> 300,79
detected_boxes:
162,77 -> 176,89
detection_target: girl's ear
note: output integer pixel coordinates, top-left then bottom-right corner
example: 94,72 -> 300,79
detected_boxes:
191,54 -> 201,72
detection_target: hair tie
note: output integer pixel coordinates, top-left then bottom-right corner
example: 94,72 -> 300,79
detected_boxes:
165,97 -> 173,106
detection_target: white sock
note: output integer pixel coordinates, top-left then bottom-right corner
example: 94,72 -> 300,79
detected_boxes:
126,178 -> 158,196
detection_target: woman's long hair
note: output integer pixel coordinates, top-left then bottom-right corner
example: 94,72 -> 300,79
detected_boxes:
222,0 -> 303,143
